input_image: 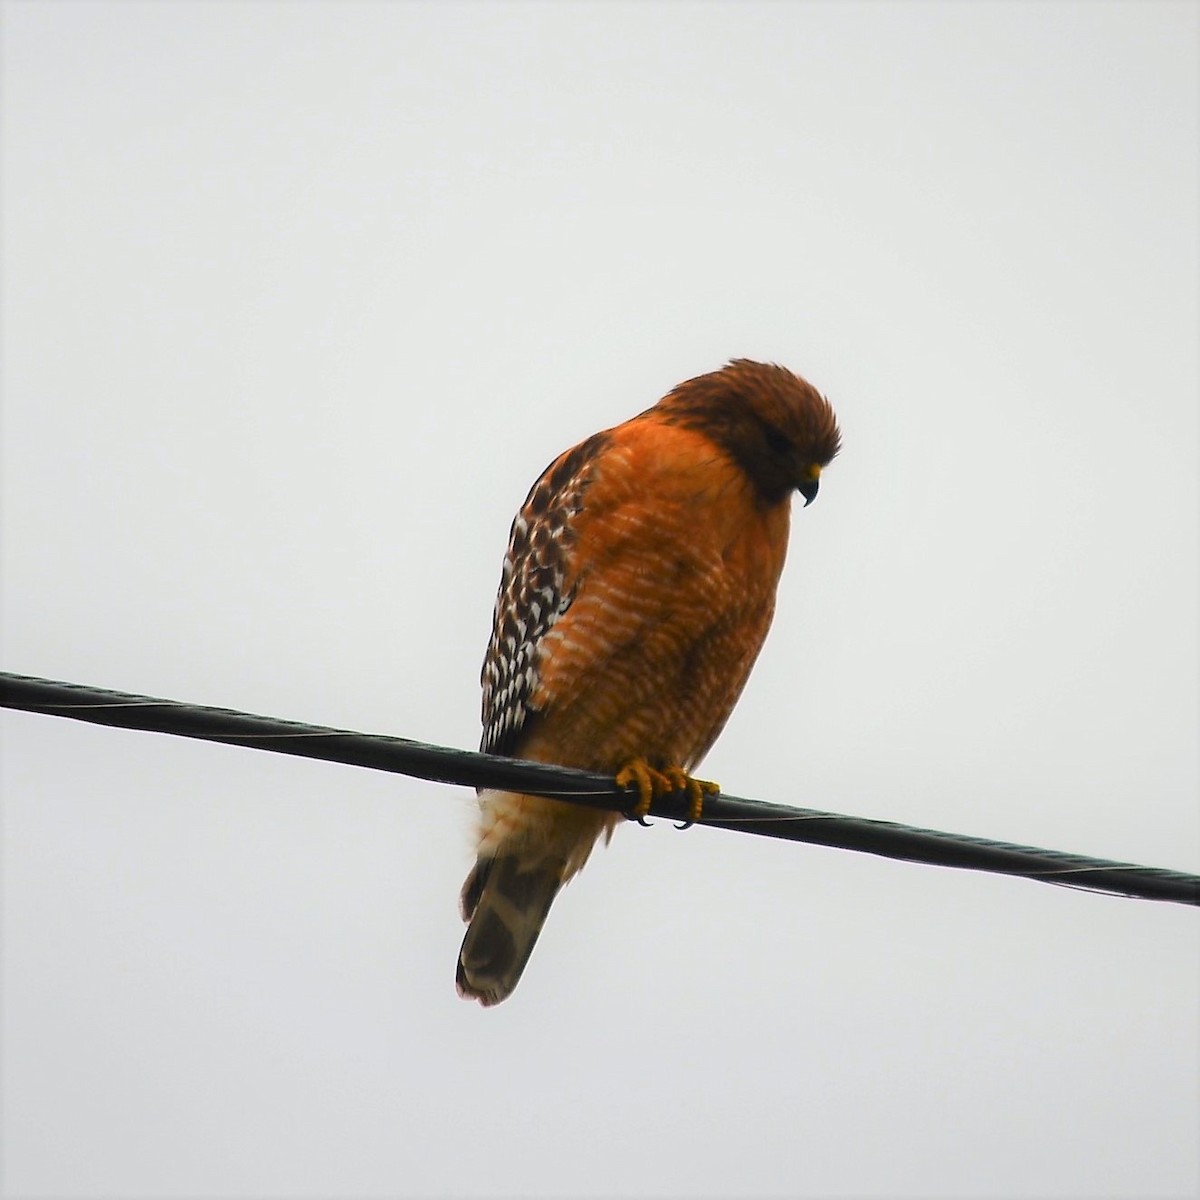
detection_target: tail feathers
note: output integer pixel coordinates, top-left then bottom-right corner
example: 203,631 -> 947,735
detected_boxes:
457,853 -> 566,1007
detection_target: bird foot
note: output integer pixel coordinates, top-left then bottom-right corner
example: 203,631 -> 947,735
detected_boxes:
615,759 -> 719,829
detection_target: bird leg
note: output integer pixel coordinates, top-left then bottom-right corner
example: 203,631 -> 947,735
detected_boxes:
615,759 -> 719,829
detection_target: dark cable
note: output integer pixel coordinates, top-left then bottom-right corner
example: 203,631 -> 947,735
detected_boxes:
2,671 -> 1196,908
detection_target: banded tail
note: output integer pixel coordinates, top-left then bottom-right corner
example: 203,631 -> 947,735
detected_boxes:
456,852 -> 567,1007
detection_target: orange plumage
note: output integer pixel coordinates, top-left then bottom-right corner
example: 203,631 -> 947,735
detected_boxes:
457,359 -> 841,1005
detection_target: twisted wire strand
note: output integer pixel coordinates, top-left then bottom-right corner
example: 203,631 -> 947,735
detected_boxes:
2,671 -> 1196,907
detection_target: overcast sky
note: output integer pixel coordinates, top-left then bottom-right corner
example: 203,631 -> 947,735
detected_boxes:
2,2 -> 1197,1197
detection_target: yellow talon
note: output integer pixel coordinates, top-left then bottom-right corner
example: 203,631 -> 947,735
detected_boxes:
615,759 -> 658,822
687,774 -> 721,826
615,759 -> 719,827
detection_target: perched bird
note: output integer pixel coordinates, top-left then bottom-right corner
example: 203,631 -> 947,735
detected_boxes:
457,359 -> 841,1006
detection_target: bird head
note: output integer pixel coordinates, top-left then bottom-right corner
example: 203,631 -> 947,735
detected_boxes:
656,359 -> 841,505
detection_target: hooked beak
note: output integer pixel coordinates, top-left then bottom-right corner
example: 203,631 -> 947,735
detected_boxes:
798,465 -> 821,507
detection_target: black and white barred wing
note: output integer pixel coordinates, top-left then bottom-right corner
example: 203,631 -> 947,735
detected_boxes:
480,431 -> 611,758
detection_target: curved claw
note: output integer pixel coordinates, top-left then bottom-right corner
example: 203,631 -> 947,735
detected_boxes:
668,769 -> 717,830
615,759 -> 718,829
616,759 -> 657,825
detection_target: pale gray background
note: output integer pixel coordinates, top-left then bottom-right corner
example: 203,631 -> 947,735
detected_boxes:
2,2 -> 1197,1197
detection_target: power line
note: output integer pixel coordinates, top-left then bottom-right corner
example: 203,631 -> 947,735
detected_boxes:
2,671 -> 1197,908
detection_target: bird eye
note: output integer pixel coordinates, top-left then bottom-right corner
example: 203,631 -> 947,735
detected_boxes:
763,423 -> 791,455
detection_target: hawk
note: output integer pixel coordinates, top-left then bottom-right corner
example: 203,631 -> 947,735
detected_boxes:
458,359 -> 841,1005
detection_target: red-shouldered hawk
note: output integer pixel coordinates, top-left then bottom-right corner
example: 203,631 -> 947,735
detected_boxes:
457,359 -> 841,1005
